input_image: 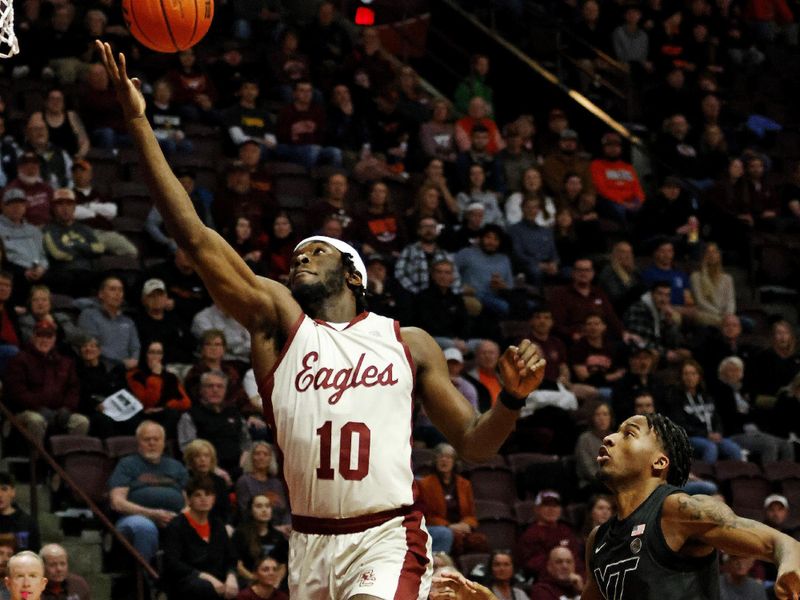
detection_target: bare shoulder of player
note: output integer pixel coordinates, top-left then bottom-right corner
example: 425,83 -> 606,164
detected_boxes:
398,326 -> 442,367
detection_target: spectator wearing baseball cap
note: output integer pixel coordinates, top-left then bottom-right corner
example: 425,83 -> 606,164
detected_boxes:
0,187 -> 49,306
42,188 -> 105,297
590,131 -> 646,225
516,488 -> 585,579
135,278 -> 195,366
4,151 -> 54,227
541,127 -> 594,198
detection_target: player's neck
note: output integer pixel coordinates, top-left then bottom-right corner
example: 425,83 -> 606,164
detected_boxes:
306,292 -> 358,323
613,479 -> 664,520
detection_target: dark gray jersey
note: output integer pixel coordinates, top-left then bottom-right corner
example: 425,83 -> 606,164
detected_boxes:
589,484 -> 719,600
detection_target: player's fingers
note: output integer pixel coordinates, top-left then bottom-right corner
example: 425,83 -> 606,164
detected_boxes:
101,42 -> 119,79
118,51 -> 128,80
131,77 -> 142,92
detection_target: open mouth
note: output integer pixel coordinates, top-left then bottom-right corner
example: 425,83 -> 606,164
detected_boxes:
596,446 -> 611,463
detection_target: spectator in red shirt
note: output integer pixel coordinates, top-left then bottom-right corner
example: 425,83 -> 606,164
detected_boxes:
78,63 -> 126,149
454,97 -> 504,155
590,132 -> 645,225
6,152 -> 53,227
529,546 -> 584,600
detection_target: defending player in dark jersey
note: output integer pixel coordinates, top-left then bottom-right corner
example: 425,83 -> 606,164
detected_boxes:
583,413 -> 800,600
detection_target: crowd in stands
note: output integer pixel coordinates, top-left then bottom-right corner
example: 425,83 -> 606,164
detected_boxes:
0,0 -> 794,598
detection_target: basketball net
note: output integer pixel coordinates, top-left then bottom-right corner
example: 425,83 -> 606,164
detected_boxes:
0,0 -> 18,59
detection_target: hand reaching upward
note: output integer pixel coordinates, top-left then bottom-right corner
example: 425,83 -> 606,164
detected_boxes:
95,40 -> 146,121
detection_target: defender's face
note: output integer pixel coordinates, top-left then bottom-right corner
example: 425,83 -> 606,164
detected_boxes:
597,415 -> 665,486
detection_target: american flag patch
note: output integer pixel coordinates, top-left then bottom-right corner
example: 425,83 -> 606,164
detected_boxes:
631,524 -> 646,536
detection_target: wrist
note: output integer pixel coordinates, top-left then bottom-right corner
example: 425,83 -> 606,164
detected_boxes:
499,389 -> 526,410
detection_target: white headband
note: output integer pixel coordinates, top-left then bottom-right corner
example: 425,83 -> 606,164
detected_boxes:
294,236 -> 367,289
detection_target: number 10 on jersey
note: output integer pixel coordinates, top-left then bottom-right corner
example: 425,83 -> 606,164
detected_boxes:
316,421 -> 371,481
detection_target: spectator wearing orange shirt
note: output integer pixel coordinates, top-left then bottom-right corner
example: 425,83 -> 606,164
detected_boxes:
454,97 -> 504,155
590,132 -> 645,225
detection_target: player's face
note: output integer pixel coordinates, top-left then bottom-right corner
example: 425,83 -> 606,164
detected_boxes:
6,556 -> 47,600
597,415 -> 667,487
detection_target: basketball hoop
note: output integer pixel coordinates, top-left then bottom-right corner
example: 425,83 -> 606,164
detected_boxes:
0,0 -> 19,59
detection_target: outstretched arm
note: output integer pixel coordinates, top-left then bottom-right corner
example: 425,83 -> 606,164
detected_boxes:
664,494 -> 800,599
407,329 -> 545,463
95,41 -> 300,333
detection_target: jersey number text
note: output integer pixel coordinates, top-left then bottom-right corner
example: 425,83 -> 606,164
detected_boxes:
316,421 -> 371,481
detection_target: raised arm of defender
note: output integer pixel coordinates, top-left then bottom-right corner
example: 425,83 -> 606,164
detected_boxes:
95,41 -> 301,334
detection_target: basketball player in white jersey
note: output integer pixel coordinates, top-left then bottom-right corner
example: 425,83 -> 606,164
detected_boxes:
97,41 -> 546,600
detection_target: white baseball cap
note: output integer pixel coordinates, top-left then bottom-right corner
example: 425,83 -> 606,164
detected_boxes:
443,348 -> 464,363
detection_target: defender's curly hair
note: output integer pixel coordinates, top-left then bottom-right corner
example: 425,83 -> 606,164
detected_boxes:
645,413 -> 692,487
341,253 -> 369,314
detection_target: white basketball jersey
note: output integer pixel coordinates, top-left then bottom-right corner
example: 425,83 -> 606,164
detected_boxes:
261,312 -> 416,519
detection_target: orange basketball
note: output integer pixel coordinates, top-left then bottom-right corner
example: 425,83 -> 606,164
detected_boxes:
122,0 -> 214,53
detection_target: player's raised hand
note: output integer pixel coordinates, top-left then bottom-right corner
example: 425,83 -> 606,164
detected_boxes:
498,339 -> 546,400
94,40 -> 146,121
775,569 -> 800,600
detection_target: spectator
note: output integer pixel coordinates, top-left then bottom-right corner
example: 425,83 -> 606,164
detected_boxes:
135,278 -> 194,366
275,80 -> 341,169
6,552 -> 48,600
75,335 -> 131,439
353,182 -> 407,257
455,164 -> 504,226
0,115 -> 19,189
749,319 -> 800,397
555,172 -> 598,232
18,285 -> 81,350
145,79 -> 193,157
78,63 -> 126,149
541,129 -> 593,197
395,217 -> 460,295
697,315 -> 758,383
0,474 -> 40,552
445,202 -> 486,252
665,359 -> 743,462
191,303 -> 251,365
0,534 -> 12,600
162,475 -> 238,599
455,126 -> 506,195
636,178 -> 701,253
454,54 -> 494,116
270,29 -> 315,104
515,490 -> 583,579
0,187 -> 49,304
507,196 -> 560,286
5,320 -> 86,446
612,347 -> 660,420
597,240 -> 644,315
126,340 -> 191,437
581,494 -> 614,539
42,188 -> 104,296
504,166 -> 556,227
467,340 -> 504,407
719,554 -> 767,600
304,1 -> 352,86
178,370 -> 251,478
690,243 -> 736,326
640,240 -> 695,313
715,356 -> 793,462
539,108 -> 570,157
413,259 -> 474,354
108,421 -> 189,564
4,152 -> 53,228
417,443 -> 487,556
77,276 -> 140,369
234,442 -> 290,531
419,99 -> 458,165
731,155 -> 780,232
327,84 -> 370,163
419,159 -> 460,222
226,216 -> 268,275
590,132 -> 645,224
165,48 -> 218,122
307,173 -> 355,235
184,330 -> 248,411
764,494 -> 797,535
212,164 -> 268,240
550,258 -> 625,342
343,27 -> 395,96
612,4 -> 653,75
772,373 -> 800,442
569,314 -> 626,395
498,125 -> 538,195
484,551 -> 528,600
145,248 -> 211,329
265,212 -> 300,284
529,546 -> 583,600
223,78 -> 276,156
397,65 -> 431,125
31,88 -> 90,160
0,271 -> 19,369
39,543 -> 90,600
235,555 -> 288,600
454,97 -> 504,155
655,115 -> 702,181
183,439 -> 233,527
22,115 -> 73,190
455,225 -> 515,318
232,495 -> 289,585
526,306 -> 571,388
575,401 -> 614,495
623,282 -> 689,363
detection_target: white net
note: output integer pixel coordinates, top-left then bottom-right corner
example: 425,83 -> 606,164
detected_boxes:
0,0 -> 18,59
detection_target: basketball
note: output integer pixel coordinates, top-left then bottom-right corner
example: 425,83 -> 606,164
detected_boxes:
122,0 -> 214,53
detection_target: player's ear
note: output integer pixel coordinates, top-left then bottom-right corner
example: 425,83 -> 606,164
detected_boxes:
652,452 -> 670,477
346,270 -> 363,289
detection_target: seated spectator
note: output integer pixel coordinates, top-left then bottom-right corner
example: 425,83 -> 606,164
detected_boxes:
515,490 -> 583,579
455,225 -> 515,318
454,97 -> 503,155
6,551 -> 47,600
655,115 -> 702,182
665,359 -> 743,462
77,276 -> 140,369
498,125 -> 538,196
484,551 -> 528,600
395,217 -> 460,296
0,534 -> 13,599
624,282 -> 690,364
612,347 -> 660,420
5,320 -> 86,445
612,4 -> 653,75
191,303 -> 251,365
235,555 -> 288,600
78,63 -> 126,149
146,168 -> 215,253
504,166 -> 556,227
223,78 -> 276,157
550,258 -> 625,343
343,27 -> 395,96
417,444 -> 488,556
444,202 -> 485,252
526,306 -> 571,388
556,172 -> 599,232
146,79 -> 193,157
178,370 -> 251,478
162,475 -> 238,600
0,474 -> 40,552
40,543 -> 90,600
183,439 -> 232,526
146,249 -> 211,326
22,115 -> 73,190
165,48 -> 218,123
455,125 -> 505,194
569,314 -> 626,396
235,442 -> 290,531
18,285 -> 80,350
749,319 -> 800,398
697,315 -> 757,382
772,373 -> 800,442
689,243 -> 735,326
541,129 -> 593,197
275,80 -> 341,169
108,420 -> 189,564
32,88 -> 89,160
454,54 -> 494,116
236,141 -> 273,205
552,208 -> 584,272
232,495 -> 289,585
212,164 -> 270,239
529,546 -> 584,600
135,278 -> 194,366
640,240 -> 695,315
265,212 -> 300,284
715,356 -> 793,462
590,132 -> 645,224
580,493 -> 614,539
539,108 -> 570,158
575,402 -> 614,496
636,178 -> 701,254
728,155 -> 780,232
719,554 -> 767,600
397,65 -> 432,125
363,253 -> 403,320
0,271 -> 19,369
353,181 -> 407,258
418,158 -> 460,221
467,340 -> 505,407
226,216 -> 268,275
75,335 -> 131,439
327,84 -> 370,164
42,188 -> 104,296
307,173 -> 356,235
413,259 -> 474,354
507,196 -> 560,286
419,99 -> 458,165
368,89 -> 414,174
0,188 -> 48,305
406,180 -> 458,233
597,240 -> 644,316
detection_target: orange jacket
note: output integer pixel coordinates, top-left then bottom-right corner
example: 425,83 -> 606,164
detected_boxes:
417,473 -> 479,529
126,369 -> 192,411
590,158 -> 645,205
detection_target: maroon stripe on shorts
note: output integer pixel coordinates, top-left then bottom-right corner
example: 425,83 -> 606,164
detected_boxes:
394,511 -> 430,600
292,505 -> 413,535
